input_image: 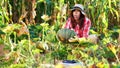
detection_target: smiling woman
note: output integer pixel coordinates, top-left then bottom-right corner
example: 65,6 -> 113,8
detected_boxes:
62,4 -> 99,44
64,4 -> 91,38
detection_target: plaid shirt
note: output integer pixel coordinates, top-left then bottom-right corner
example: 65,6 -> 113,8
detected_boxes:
64,17 -> 91,38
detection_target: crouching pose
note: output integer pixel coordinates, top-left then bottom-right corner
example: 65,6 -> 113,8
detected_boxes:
63,4 -> 98,44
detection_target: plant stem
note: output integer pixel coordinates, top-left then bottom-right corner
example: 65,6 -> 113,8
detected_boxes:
9,37 -> 14,52
42,28 -> 44,42
14,32 -> 16,44
115,54 -> 120,63
28,33 -> 35,61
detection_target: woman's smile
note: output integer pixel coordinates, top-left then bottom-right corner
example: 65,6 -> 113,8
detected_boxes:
73,10 -> 81,21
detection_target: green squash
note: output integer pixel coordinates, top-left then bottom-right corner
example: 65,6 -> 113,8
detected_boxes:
56,28 -> 76,43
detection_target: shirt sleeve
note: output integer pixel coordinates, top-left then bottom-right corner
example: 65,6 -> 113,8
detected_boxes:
83,18 -> 91,38
64,18 -> 71,29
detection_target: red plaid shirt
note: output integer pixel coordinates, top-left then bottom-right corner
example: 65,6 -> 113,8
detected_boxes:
64,17 -> 91,38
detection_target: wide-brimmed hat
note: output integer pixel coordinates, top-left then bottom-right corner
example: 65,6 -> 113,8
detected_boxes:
71,4 -> 85,15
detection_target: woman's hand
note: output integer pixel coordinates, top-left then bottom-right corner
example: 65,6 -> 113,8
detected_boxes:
68,36 -> 79,42
69,36 -> 88,43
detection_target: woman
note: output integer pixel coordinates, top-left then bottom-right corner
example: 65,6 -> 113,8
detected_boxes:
64,4 -> 91,38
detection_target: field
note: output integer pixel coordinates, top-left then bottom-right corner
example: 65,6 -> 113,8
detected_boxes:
0,0 -> 120,68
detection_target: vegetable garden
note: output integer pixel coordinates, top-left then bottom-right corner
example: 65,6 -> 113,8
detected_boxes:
0,0 -> 120,68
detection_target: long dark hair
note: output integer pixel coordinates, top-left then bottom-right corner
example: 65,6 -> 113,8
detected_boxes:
70,10 -> 85,29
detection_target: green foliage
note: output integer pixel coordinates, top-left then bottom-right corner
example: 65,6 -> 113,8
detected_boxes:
0,0 -> 120,67
10,64 -> 26,68
52,45 -> 68,60
29,24 -> 42,41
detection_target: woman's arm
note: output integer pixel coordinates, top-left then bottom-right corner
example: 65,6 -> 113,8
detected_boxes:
83,18 -> 91,38
64,18 -> 71,29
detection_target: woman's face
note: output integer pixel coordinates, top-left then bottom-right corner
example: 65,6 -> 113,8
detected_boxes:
73,9 -> 81,21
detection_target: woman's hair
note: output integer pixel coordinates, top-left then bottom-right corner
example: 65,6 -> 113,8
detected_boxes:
70,10 -> 85,29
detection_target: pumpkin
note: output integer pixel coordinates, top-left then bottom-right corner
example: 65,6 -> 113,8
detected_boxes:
56,28 -> 76,43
